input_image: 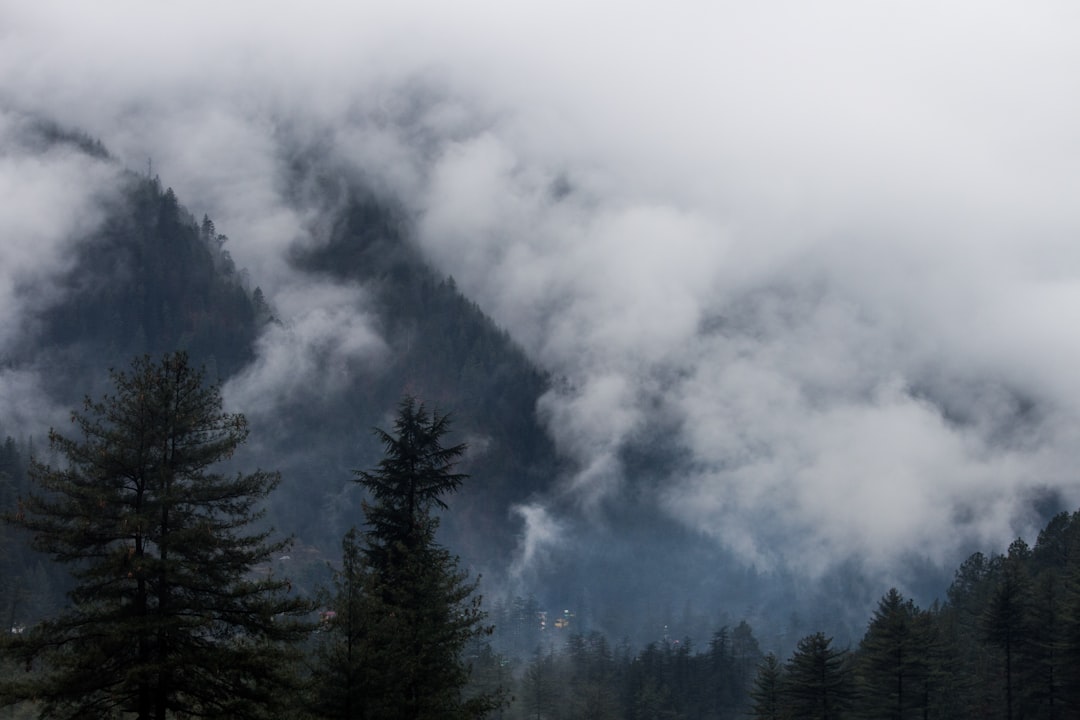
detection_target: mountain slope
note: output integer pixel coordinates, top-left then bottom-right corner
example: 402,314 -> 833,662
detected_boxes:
2,122 -> 559,581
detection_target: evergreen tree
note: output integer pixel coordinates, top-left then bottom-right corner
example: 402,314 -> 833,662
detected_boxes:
351,395 -> 504,720
941,550 -> 1003,717
1057,537 -> 1080,713
306,528 -> 385,720
1028,569 -> 1065,719
749,652 -> 784,720
784,632 -> 853,720
983,540 -> 1034,720
854,588 -> 933,719
0,353 -> 309,720
520,647 -> 559,720
730,619 -> 764,711
707,626 -> 735,714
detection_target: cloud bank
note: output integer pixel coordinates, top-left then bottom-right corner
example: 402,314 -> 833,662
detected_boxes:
4,0 -> 1080,584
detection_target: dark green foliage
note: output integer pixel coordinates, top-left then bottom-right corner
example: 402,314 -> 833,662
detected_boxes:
564,632 -> 620,719
1027,569 -> 1064,718
306,528 -> 383,720
729,620 -> 765,709
0,437 -> 27,627
0,353 -> 309,720
519,647 -> 559,720
0,437 -> 67,636
356,396 -> 468,568
854,588 -> 938,719
330,396 -> 504,720
936,550 -> 1004,716
507,622 -> 763,720
783,632 -> 853,720
749,653 -> 784,720
33,175 -> 260,398
1058,526 -> 1080,714
843,511 -> 1080,720
981,540 -> 1034,720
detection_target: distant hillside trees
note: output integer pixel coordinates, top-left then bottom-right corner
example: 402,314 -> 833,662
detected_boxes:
0,353 -> 309,720
35,175 -> 262,399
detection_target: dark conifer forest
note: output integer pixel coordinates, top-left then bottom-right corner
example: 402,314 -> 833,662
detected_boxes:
0,121 -> 1078,718
3,6 -> 1080,715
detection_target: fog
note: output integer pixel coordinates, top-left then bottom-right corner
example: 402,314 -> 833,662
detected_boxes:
3,1 -> 1080,594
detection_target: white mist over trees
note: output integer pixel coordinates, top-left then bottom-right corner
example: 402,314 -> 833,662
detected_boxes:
2,0 -> 1080,602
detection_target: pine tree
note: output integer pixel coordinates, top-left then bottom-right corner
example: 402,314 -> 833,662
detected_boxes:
351,395 -> 504,720
0,352 -> 309,720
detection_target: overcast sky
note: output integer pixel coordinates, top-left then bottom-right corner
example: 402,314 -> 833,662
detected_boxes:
3,1 -> 1080,584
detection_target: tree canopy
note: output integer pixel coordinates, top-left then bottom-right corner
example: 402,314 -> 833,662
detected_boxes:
309,396 -> 502,720
1,352 -> 309,720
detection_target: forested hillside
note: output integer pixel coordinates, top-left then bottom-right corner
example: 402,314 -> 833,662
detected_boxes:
6,120 -> 1080,719
0,122 -> 560,619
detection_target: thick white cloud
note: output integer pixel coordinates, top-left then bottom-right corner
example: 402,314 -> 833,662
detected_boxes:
0,111 -> 121,351
3,0 -> 1080,583
222,281 -> 386,417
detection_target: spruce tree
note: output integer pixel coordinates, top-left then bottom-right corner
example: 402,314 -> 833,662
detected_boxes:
351,395 -> 503,720
0,352 -> 309,720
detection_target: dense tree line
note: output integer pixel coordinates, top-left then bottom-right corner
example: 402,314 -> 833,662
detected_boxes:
11,352 -> 1080,719
475,509 -> 1080,720
744,512 -> 1080,719
473,620 -> 762,719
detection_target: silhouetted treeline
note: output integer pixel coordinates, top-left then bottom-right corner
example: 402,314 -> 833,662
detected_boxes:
743,509 -> 1080,719
471,507 -> 1080,720
471,623 -> 761,720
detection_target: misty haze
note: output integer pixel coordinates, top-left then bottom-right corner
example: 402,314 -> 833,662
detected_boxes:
2,2 -> 1080,718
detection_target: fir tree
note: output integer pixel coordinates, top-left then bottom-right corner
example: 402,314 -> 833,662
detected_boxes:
0,352 -> 309,720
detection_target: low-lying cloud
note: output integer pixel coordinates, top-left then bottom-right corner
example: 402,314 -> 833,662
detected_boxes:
3,0 -> 1080,588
